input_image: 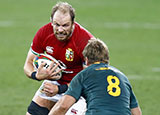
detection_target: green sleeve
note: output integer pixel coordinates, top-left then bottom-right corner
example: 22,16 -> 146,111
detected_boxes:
65,72 -> 83,102
130,88 -> 139,109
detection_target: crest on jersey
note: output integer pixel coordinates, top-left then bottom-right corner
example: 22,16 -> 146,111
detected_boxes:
65,48 -> 74,61
46,46 -> 54,54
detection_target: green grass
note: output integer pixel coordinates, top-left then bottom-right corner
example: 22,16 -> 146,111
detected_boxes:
0,0 -> 160,114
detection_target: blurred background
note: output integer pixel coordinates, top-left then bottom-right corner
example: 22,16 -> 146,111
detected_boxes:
0,0 -> 160,114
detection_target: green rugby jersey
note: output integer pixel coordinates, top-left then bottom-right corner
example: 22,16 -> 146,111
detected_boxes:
65,63 -> 139,115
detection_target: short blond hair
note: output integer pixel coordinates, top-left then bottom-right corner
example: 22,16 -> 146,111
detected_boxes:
83,38 -> 109,64
50,2 -> 75,23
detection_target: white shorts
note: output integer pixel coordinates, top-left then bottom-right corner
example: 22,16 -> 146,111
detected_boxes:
33,80 -> 86,115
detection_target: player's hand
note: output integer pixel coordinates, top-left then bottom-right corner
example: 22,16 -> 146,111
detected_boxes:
36,62 -> 62,80
41,82 -> 58,97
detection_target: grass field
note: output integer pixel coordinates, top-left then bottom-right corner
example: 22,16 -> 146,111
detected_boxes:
0,0 -> 160,114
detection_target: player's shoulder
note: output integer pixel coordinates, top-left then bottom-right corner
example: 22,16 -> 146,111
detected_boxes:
74,22 -> 92,35
74,22 -> 85,30
39,22 -> 53,30
80,64 -> 96,75
108,65 -> 129,80
72,22 -> 93,45
36,22 -> 53,38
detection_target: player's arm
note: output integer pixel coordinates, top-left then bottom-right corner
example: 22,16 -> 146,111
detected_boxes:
42,82 -> 70,97
131,107 -> 142,115
24,49 -> 36,78
24,49 -> 61,80
48,95 -> 76,115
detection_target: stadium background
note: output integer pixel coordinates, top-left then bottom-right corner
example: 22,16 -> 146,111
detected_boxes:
0,0 -> 159,114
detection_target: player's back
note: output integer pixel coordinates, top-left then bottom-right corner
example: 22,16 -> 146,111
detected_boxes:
81,63 -> 136,115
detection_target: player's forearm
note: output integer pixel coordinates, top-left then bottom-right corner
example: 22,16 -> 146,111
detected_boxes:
24,50 -> 36,78
49,95 -> 76,115
24,62 -> 35,78
48,101 -> 68,115
131,107 -> 142,115
24,54 -> 35,78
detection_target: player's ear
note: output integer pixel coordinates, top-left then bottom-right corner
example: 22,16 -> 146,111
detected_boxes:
85,57 -> 89,66
50,17 -> 53,22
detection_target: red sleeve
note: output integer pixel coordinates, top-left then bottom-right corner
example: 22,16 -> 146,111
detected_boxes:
31,23 -> 53,54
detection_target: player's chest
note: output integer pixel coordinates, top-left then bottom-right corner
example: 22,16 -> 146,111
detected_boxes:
42,40 -> 80,65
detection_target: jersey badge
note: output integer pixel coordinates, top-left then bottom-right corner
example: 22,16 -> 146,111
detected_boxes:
65,48 -> 74,61
96,67 -> 109,70
46,46 -> 54,54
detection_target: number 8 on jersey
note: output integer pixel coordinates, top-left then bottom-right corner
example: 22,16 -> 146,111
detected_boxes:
107,75 -> 121,97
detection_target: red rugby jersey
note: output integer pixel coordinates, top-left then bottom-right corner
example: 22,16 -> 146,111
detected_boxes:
31,22 -> 94,84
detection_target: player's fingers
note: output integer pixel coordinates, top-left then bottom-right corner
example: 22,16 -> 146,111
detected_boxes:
39,61 -> 46,69
43,82 -> 52,89
43,87 -> 50,92
42,84 -> 51,93
43,84 -> 55,96
48,62 -> 55,70
51,62 -> 59,72
49,75 -> 60,80
50,68 -> 62,77
41,89 -> 52,97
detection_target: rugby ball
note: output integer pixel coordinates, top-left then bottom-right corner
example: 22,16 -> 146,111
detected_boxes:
33,53 -> 66,80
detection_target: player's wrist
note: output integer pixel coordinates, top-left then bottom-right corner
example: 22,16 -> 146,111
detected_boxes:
31,71 -> 41,81
57,84 -> 68,94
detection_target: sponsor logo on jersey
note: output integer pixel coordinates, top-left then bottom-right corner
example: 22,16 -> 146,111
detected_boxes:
65,48 -> 74,61
71,108 -> 78,114
46,46 -> 54,54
